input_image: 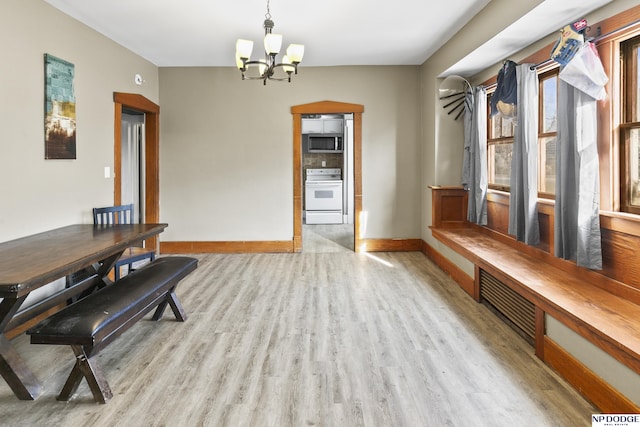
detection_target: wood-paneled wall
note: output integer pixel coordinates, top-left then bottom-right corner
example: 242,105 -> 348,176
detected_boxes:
434,187 -> 640,299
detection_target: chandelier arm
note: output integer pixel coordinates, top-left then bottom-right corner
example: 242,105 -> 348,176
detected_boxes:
273,62 -> 298,75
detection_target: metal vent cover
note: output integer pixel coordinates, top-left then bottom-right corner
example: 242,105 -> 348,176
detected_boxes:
479,269 -> 535,345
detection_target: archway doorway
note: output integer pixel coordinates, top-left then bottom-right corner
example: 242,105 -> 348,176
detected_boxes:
113,92 -> 160,252
291,101 -> 364,253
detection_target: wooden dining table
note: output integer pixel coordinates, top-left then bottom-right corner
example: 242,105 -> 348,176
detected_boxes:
0,223 -> 167,400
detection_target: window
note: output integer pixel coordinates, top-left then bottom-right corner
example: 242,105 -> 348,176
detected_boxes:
538,70 -> 558,196
621,35 -> 640,214
487,93 -> 514,191
486,68 -> 559,197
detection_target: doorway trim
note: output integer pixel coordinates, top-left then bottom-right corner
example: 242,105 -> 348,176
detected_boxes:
291,100 -> 364,252
113,92 -> 161,251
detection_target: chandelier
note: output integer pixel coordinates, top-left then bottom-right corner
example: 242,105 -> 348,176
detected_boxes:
235,0 -> 304,85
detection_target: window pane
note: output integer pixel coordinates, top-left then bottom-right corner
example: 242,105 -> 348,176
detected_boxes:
636,45 -> 640,122
539,136 -> 556,194
622,37 -> 640,213
489,93 -> 515,139
542,76 -> 557,133
629,128 -> 640,205
503,116 -> 514,138
490,114 -> 515,138
488,143 -> 513,187
491,114 -> 501,138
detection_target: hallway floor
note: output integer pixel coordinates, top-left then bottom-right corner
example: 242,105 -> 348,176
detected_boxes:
302,224 -> 354,253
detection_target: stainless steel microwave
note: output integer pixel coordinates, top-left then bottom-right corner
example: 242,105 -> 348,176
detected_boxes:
307,135 -> 343,153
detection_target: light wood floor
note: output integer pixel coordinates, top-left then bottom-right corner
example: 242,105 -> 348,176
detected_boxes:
303,224 -> 354,253
1,248 -> 596,426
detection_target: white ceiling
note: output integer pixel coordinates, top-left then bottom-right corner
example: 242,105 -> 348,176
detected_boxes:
44,0 -> 612,76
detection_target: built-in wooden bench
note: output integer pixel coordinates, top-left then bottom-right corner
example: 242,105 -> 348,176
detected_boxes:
428,186 -> 640,413
27,256 -> 198,403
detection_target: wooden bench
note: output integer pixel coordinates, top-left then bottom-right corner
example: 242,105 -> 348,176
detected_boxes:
27,256 -> 198,403
430,224 -> 640,412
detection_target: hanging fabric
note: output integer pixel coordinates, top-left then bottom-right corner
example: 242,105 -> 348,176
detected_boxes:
508,64 -> 540,245
559,41 -> 608,100
490,60 -> 517,118
550,19 -> 588,66
554,79 -> 602,269
462,86 -> 488,225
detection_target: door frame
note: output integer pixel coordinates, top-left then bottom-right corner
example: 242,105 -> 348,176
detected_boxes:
113,92 -> 161,251
291,101 -> 364,252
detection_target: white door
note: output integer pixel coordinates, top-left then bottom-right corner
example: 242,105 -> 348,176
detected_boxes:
121,112 -> 145,223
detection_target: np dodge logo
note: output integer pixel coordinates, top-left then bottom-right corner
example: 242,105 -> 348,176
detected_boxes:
592,414 -> 640,427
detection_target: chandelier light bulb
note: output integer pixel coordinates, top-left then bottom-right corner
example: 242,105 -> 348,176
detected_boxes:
258,61 -> 268,76
235,39 -> 254,60
282,55 -> 295,73
286,44 -> 305,63
264,33 -> 283,55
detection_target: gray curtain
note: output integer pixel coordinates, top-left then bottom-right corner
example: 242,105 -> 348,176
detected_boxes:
508,64 -> 540,245
555,80 -> 602,269
462,86 -> 488,225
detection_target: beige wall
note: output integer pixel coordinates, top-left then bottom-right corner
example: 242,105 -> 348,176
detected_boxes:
1,0 -> 633,247
1,1 -> 420,245
159,66 -> 422,242
0,0 -> 158,242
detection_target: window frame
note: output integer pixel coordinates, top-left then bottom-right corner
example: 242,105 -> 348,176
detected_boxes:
620,34 -> 640,214
537,68 -> 559,199
486,89 -> 515,192
485,66 -> 559,198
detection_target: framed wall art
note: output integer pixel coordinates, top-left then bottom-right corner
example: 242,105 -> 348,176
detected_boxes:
44,53 -> 76,159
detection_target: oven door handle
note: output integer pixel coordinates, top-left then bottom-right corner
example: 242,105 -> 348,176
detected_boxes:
305,181 -> 342,186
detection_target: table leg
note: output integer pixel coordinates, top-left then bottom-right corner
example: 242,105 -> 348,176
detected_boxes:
0,335 -> 42,399
95,253 -> 122,287
72,253 -> 122,302
0,296 -> 43,400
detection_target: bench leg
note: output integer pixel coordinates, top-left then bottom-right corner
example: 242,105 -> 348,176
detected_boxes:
152,289 -> 187,322
57,345 -> 112,404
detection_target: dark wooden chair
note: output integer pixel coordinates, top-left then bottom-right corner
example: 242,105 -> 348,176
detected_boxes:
93,204 -> 155,281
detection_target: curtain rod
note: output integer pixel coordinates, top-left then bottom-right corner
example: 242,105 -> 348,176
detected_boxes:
484,21 -> 637,88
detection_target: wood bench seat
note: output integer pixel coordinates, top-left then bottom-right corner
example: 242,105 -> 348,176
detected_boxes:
431,226 -> 640,379
27,256 -> 198,403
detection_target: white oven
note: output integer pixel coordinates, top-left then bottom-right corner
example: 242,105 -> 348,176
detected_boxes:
305,168 -> 343,224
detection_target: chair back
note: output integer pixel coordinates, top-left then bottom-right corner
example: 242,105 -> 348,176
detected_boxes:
93,204 -> 135,225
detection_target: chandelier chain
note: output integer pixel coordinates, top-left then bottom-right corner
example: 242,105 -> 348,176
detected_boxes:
265,0 -> 271,21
